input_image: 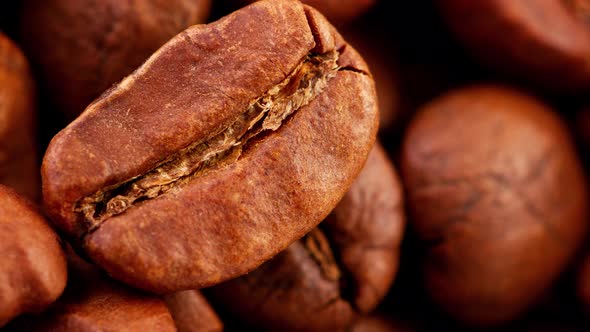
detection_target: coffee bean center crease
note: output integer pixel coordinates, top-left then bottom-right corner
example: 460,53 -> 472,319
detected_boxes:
74,50 -> 340,234
304,228 -> 341,281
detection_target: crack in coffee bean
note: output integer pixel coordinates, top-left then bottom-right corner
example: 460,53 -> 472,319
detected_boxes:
74,50 -> 340,233
304,228 -> 341,281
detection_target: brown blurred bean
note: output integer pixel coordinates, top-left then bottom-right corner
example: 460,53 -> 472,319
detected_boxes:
7,251 -> 176,332
0,185 -> 67,327
20,0 -> 211,120
0,32 -> 38,200
401,85 -> 588,326
438,0 -> 590,91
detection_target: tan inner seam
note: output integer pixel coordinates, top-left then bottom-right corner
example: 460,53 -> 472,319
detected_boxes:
304,228 -> 342,281
74,51 -> 340,232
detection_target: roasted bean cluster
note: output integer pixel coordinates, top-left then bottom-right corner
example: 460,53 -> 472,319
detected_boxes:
1,0 -> 590,331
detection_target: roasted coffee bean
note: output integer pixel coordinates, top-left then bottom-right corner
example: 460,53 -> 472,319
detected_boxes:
20,0 -> 211,119
42,0 -> 378,293
212,231 -> 352,332
401,85 -> 588,326
6,251 -> 176,332
208,142 -> 402,332
322,143 -> 404,313
438,0 -> 590,91
0,185 -> 67,327
0,32 -> 38,200
164,290 -> 223,332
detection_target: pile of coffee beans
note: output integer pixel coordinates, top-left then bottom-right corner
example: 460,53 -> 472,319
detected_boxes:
1,0 -> 590,331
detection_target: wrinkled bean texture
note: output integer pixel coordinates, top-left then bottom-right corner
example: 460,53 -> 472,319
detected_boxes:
0,185 -> 67,327
0,32 -> 38,200
401,85 -> 588,326
42,0 -> 378,293
208,142 -> 403,332
164,290 -> 223,332
7,252 -> 176,332
20,0 -> 211,119
438,0 -> 590,91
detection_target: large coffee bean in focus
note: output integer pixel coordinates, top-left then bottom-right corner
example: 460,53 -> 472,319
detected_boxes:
42,0 -> 378,293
